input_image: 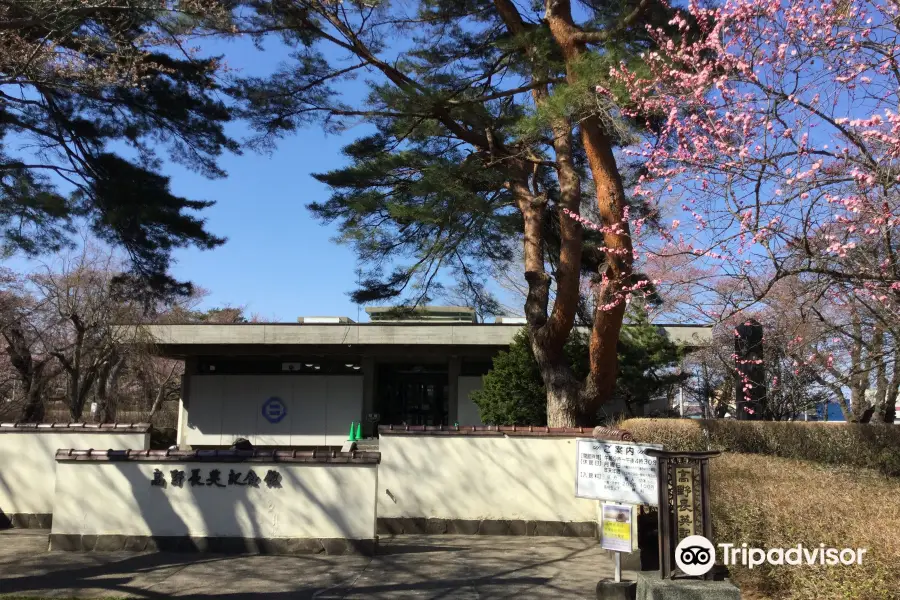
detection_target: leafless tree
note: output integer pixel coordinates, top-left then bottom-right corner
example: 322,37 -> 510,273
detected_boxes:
25,246 -> 145,420
0,268 -> 60,420
1,243 -> 195,422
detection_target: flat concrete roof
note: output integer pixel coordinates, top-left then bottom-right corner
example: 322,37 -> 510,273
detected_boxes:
365,305 -> 476,315
135,323 -> 712,358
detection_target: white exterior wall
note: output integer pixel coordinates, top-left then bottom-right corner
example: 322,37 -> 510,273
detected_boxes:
51,461 -> 377,540
0,431 -> 148,515
184,375 -> 363,447
377,435 -> 595,522
456,376 -> 484,426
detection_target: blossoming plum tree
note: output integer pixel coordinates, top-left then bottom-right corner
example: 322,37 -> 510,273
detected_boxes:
568,0 -> 900,419
607,0 -> 900,315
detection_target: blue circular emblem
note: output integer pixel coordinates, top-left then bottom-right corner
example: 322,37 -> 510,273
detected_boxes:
261,397 -> 287,424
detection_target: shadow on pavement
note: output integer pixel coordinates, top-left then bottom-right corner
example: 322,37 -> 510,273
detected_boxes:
0,535 -> 606,599
375,543 -> 464,555
0,553 -> 235,598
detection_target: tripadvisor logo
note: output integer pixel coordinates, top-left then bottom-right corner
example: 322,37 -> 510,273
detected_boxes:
675,536 -> 717,576
676,536 -> 867,575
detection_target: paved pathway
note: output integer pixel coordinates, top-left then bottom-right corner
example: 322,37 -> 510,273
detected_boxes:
0,529 -> 628,599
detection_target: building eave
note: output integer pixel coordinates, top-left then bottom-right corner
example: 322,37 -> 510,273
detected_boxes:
125,323 -> 713,359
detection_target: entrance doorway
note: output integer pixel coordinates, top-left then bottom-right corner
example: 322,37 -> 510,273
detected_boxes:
376,364 -> 449,426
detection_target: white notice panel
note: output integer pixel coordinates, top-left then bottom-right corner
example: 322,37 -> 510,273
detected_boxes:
575,438 -> 661,506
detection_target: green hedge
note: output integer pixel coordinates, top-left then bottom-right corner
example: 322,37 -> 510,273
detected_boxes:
620,418 -> 900,476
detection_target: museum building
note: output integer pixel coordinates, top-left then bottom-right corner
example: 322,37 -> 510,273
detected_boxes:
140,307 -> 713,449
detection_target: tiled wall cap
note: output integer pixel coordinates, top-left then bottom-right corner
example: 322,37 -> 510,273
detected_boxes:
591,426 -> 635,442
377,424 -> 621,437
55,448 -> 381,464
0,422 -> 151,433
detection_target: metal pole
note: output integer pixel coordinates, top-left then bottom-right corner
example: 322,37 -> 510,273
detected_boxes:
679,385 -> 684,418
614,551 -> 622,583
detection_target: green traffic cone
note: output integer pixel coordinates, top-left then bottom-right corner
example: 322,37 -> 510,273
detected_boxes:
355,422 -> 362,441
348,421 -> 356,441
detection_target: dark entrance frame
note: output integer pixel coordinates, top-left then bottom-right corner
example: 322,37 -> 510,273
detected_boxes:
376,364 -> 450,426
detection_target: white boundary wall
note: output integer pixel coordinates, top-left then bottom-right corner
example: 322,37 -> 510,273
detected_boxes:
52,459 -> 377,541
378,433 -> 596,523
0,426 -> 149,518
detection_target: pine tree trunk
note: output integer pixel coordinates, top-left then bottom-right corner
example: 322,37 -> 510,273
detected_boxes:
489,0 -> 592,427
513,168 -> 588,426
539,355 -> 583,427
547,382 -> 578,427
544,0 -> 634,415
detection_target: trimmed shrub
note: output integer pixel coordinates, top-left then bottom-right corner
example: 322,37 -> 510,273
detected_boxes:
711,453 -> 900,600
617,417 -> 707,451
621,418 -> 900,597
704,420 -> 900,476
620,418 -> 900,476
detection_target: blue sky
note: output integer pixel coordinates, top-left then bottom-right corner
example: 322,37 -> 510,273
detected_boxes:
163,123 -> 363,322
163,37 -> 368,321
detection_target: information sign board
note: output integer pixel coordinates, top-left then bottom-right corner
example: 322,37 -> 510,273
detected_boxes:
575,438 -> 661,505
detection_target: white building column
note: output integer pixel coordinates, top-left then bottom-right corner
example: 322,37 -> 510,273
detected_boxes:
176,358 -> 196,450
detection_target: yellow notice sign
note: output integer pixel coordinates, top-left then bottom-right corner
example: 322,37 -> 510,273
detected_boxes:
600,503 -> 633,553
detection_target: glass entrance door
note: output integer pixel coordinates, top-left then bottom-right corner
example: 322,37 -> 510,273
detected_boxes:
377,365 -> 449,426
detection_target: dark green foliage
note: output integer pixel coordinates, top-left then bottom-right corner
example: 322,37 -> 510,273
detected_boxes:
310,133 -> 520,309
1,5 -> 237,300
0,167 -> 71,255
473,312 -> 682,425
616,310 -> 685,407
471,330 -> 550,425
82,154 -> 225,299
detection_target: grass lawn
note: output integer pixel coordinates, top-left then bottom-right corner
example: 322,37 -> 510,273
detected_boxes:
712,453 -> 900,600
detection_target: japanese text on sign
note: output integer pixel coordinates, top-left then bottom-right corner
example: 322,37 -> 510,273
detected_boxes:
675,466 -> 696,542
150,468 -> 282,489
575,438 -> 661,505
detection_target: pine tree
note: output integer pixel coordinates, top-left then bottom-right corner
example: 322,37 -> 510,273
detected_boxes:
233,0 -> 693,424
473,309 -> 682,425
1,1 -> 238,300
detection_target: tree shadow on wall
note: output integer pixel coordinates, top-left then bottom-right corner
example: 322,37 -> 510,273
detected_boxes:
379,436 -> 596,528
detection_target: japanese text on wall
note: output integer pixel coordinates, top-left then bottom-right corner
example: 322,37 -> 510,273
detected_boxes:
150,468 -> 282,489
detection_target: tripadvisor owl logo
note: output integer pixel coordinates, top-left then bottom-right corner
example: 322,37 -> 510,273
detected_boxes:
674,535 -> 868,575
675,536 -> 716,576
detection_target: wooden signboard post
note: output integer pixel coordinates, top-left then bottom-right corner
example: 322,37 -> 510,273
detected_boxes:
645,449 -> 721,579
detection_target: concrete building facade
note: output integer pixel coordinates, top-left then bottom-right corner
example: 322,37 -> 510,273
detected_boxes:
141,309 -> 712,449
